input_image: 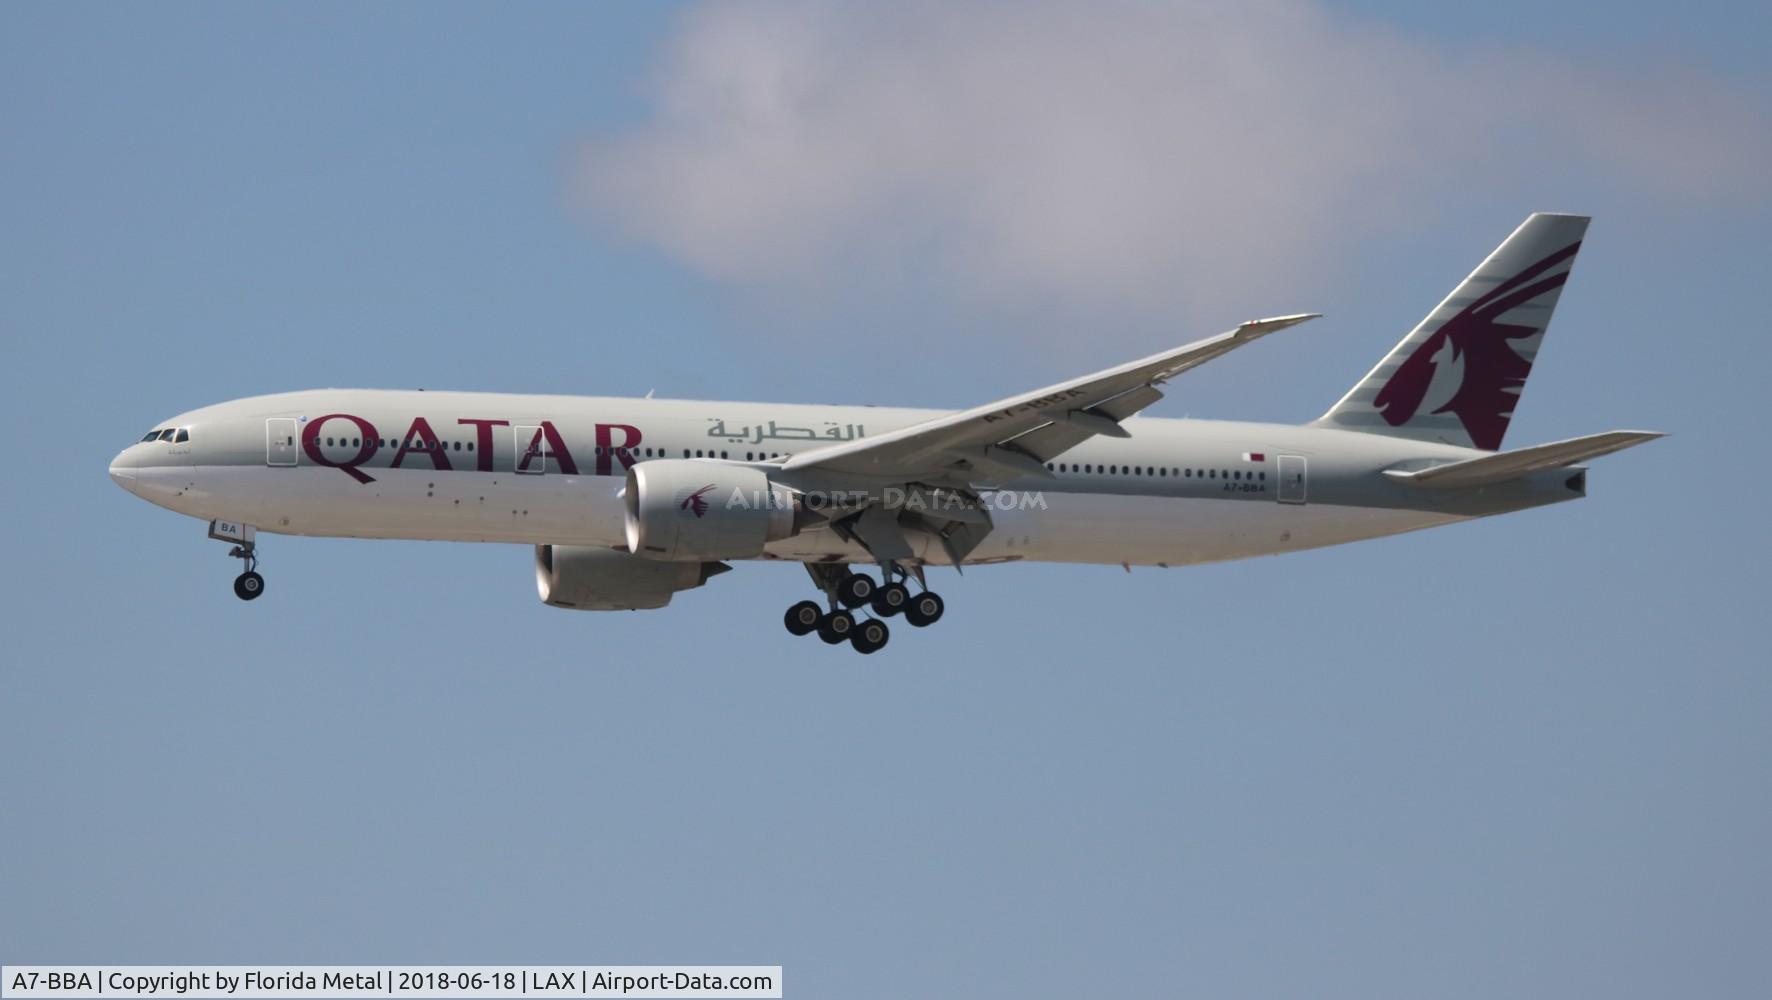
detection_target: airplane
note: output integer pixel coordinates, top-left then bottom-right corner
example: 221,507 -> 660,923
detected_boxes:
109,213 -> 1661,654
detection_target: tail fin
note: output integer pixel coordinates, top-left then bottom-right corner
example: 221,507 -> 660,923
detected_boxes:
1315,213 -> 1589,451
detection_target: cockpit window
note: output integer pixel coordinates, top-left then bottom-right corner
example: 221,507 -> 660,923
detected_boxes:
141,430 -> 163,442
157,429 -> 177,442
174,428 -> 190,443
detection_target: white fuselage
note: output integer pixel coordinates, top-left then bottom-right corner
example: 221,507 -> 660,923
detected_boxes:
109,389 -> 1578,568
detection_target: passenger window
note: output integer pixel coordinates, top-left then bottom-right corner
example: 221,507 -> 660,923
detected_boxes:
174,428 -> 190,443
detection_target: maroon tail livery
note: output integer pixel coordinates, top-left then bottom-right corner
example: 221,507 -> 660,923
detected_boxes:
1317,213 -> 1589,451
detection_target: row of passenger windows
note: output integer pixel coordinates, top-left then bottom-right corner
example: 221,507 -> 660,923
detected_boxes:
322,437 -> 474,451
1045,461 -> 1265,482
141,419 -> 1269,487
309,441 -> 793,461
628,448 -> 788,461
301,434 -> 1262,481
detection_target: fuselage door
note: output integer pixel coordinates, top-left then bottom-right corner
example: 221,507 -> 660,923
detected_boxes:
514,424 -> 548,475
1277,455 -> 1307,504
266,418 -> 298,467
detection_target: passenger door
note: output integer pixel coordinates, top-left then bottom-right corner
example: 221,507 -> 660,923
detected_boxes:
266,418 -> 298,467
1277,455 -> 1307,504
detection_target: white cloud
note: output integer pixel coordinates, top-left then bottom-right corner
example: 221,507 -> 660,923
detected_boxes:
572,0 -> 1771,328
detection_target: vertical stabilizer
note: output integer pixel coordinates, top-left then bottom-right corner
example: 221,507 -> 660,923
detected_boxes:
1315,213 -> 1589,450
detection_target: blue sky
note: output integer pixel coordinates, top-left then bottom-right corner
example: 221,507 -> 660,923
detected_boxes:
3,4 -> 1768,997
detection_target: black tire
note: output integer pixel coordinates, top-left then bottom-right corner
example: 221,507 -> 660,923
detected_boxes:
233,571 -> 265,601
817,609 -> 856,644
851,618 -> 890,654
870,582 -> 910,617
904,591 -> 944,627
784,600 -> 822,636
836,572 -> 876,608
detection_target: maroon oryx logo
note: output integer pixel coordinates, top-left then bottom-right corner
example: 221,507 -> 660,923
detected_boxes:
1374,241 -> 1579,451
677,483 -> 718,518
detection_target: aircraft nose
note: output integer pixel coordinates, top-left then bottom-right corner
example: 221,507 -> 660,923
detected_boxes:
109,447 -> 138,493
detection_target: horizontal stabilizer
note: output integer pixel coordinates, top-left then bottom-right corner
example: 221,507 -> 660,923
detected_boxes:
1385,430 -> 1664,489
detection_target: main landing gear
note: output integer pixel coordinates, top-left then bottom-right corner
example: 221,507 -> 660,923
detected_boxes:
784,564 -> 945,654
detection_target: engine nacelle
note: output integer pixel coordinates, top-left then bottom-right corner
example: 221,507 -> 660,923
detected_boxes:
535,545 -> 728,611
624,460 -> 798,561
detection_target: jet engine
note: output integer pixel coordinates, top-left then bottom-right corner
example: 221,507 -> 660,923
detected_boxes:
535,544 -> 729,611
624,460 -> 801,561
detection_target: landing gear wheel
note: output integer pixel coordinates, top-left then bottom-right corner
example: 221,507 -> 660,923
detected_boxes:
836,573 -> 876,609
233,571 -> 265,601
817,609 -> 856,644
904,591 -> 944,628
784,600 -> 822,636
870,582 -> 910,617
851,618 -> 890,654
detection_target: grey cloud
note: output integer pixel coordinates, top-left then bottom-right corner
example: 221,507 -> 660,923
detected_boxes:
572,0 -> 1771,326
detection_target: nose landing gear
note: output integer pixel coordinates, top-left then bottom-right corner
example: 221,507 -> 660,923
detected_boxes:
229,544 -> 264,601
209,519 -> 265,601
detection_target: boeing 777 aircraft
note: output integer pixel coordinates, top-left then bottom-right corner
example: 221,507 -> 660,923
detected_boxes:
110,214 -> 1660,653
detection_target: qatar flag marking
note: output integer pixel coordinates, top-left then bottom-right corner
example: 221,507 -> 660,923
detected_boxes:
1241,452 -> 1266,463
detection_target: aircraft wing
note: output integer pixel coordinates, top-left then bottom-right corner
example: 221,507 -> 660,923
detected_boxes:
782,314 -> 1320,482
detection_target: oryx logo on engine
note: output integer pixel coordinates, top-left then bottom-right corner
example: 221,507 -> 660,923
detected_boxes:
676,483 -> 718,518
